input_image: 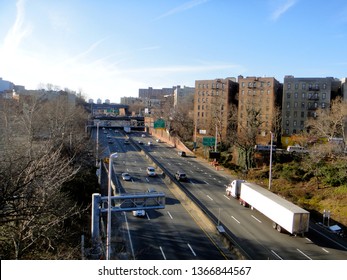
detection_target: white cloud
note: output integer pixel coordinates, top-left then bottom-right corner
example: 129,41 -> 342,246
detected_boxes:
270,0 -> 297,21
154,0 -> 210,20
1,0 -> 32,54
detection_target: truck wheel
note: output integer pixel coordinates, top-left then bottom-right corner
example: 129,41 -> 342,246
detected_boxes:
272,222 -> 277,229
276,224 -> 282,233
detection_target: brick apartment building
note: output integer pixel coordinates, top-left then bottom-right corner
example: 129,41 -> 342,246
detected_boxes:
237,76 -> 283,145
193,78 -> 238,143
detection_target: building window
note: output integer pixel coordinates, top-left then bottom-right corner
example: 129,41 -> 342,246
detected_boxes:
286,120 -> 289,126
295,83 -> 299,89
286,102 -> 290,108
294,102 -> 298,108
241,82 -> 245,87
285,129 -> 289,134
323,83 -> 327,90
301,111 -> 305,118
294,92 -> 298,99
287,92 -> 291,99
287,83 -> 291,89
302,92 -> 305,99
241,90 -> 244,95
322,102 -> 326,108
301,102 -> 305,109
322,93 -> 326,99
198,105 -> 200,110
294,111 -> 297,117
293,120 -> 297,127
302,83 -> 306,90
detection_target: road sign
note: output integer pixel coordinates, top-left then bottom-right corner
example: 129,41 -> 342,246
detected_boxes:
154,119 -> 165,129
202,137 -> 215,146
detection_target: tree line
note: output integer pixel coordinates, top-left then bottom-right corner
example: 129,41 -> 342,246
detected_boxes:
0,92 -> 98,259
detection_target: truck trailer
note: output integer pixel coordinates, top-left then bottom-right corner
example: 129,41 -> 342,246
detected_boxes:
226,180 -> 310,236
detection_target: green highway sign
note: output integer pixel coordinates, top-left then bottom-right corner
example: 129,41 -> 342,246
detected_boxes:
202,137 -> 215,146
154,119 -> 165,129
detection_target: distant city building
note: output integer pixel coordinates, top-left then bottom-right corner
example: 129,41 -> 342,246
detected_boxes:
0,78 -> 14,92
174,85 -> 195,108
138,86 -> 176,99
105,99 -> 110,104
282,76 -> 341,137
97,98 -> 102,104
88,99 -> 94,104
120,96 -> 141,105
237,76 -> 283,144
194,78 -> 238,141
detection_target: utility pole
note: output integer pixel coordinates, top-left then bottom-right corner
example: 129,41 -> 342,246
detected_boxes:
268,131 -> 273,190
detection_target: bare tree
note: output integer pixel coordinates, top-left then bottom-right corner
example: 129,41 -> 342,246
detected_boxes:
0,94 -> 90,259
234,106 -> 264,170
306,97 -> 347,140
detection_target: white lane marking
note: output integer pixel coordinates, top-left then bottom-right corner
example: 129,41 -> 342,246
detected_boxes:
251,215 -> 262,223
206,195 -> 213,201
296,248 -> 312,260
322,248 -> 329,253
231,216 -> 240,224
305,237 -> 312,243
124,212 -> 135,259
146,212 -> 150,220
271,250 -> 283,260
159,246 -> 167,260
167,211 -> 173,219
145,178 -> 149,183
224,195 -> 231,200
187,244 -> 197,256
204,181 -> 210,185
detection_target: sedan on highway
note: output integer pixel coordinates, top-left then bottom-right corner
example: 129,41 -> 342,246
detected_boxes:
146,167 -> 157,177
121,172 -> 131,181
132,210 -> 146,217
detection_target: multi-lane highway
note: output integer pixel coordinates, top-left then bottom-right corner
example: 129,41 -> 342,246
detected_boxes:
93,127 -> 347,260
94,128 -> 226,260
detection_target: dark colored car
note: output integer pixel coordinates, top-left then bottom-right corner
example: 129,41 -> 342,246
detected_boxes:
175,171 -> 187,181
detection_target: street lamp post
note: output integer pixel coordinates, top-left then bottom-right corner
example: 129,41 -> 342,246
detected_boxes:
106,152 -> 118,260
96,122 -> 100,167
268,131 -> 273,190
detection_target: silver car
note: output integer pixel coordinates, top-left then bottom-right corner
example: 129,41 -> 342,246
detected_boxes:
121,172 -> 131,181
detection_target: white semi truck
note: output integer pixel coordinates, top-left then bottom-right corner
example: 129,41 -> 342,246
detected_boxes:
226,180 -> 310,236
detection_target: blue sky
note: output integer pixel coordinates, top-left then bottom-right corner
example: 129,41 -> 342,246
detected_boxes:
1,0 -> 347,103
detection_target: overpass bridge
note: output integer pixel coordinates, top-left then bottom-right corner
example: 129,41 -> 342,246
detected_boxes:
87,115 -> 146,132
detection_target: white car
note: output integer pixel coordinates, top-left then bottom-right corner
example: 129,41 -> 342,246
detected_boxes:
148,141 -> 152,146
146,166 -> 156,177
132,210 -> 146,217
141,134 -> 146,138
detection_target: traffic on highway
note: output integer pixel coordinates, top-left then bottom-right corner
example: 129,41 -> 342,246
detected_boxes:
92,127 -> 347,260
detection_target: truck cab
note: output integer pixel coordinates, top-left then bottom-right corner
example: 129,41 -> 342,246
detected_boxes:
225,179 -> 245,198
